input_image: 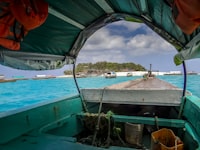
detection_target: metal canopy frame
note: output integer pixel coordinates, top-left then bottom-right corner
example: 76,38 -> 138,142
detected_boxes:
94,0 -> 114,14
48,7 -> 85,29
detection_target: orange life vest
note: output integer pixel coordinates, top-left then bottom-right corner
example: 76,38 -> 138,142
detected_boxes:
0,0 -> 48,50
173,0 -> 200,34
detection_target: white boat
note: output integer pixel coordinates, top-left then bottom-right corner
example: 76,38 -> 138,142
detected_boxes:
104,72 -> 117,78
126,72 -> 133,77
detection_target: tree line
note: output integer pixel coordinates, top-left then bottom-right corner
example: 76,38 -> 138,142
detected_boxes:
64,61 -> 146,75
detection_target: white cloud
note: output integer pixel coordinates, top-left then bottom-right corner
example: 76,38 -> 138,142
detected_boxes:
126,33 -> 174,56
77,49 -> 126,63
83,28 -> 125,51
79,21 -> 176,63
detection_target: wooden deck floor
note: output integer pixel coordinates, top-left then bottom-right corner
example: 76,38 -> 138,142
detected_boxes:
81,77 -> 185,106
106,77 -> 180,90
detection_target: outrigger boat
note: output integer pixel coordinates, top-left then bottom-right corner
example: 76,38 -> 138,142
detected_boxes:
104,72 -> 117,78
0,0 -> 200,150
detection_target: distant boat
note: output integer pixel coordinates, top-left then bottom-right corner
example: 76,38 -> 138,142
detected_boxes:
187,71 -> 198,75
0,75 -> 17,83
32,75 -> 56,80
104,71 -> 117,78
0,79 -> 17,83
75,73 -> 87,78
164,71 -> 182,75
126,72 -> 133,77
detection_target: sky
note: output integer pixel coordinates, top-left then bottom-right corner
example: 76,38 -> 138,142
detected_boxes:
1,21 -> 200,78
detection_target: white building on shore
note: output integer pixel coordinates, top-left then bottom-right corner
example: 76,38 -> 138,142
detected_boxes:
115,71 -> 168,76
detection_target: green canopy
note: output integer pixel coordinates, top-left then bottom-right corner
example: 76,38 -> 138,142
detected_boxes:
0,0 -> 199,70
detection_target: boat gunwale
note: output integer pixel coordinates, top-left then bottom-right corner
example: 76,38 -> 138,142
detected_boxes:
0,94 -> 80,118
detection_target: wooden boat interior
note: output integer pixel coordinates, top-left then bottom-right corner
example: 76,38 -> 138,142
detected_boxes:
0,0 -> 200,149
0,78 -> 200,149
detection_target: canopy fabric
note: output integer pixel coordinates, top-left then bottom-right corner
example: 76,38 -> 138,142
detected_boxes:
0,0 -> 199,70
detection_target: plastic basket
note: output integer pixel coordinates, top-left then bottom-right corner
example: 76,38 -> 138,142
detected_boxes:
151,128 -> 184,150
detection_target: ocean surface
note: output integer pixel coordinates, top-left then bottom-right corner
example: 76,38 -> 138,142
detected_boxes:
0,75 -> 200,113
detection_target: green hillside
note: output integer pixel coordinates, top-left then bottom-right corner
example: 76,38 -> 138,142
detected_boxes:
64,61 -> 146,75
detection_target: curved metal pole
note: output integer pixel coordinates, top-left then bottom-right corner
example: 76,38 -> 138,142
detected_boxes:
178,61 -> 187,118
72,61 -> 88,112
73,62 -> 80,94
182,61 -> 187,97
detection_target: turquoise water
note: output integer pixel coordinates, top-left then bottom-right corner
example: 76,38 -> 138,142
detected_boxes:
0,75 -> 199,112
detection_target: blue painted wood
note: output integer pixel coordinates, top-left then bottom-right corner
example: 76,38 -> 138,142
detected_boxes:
78,113 -> 185,128
183,95 -> 200,138
0,96 -> 83,144
113,115 -> 185,127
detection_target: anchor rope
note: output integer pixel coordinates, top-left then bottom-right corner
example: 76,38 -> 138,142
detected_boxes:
92,87 -> 106,145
